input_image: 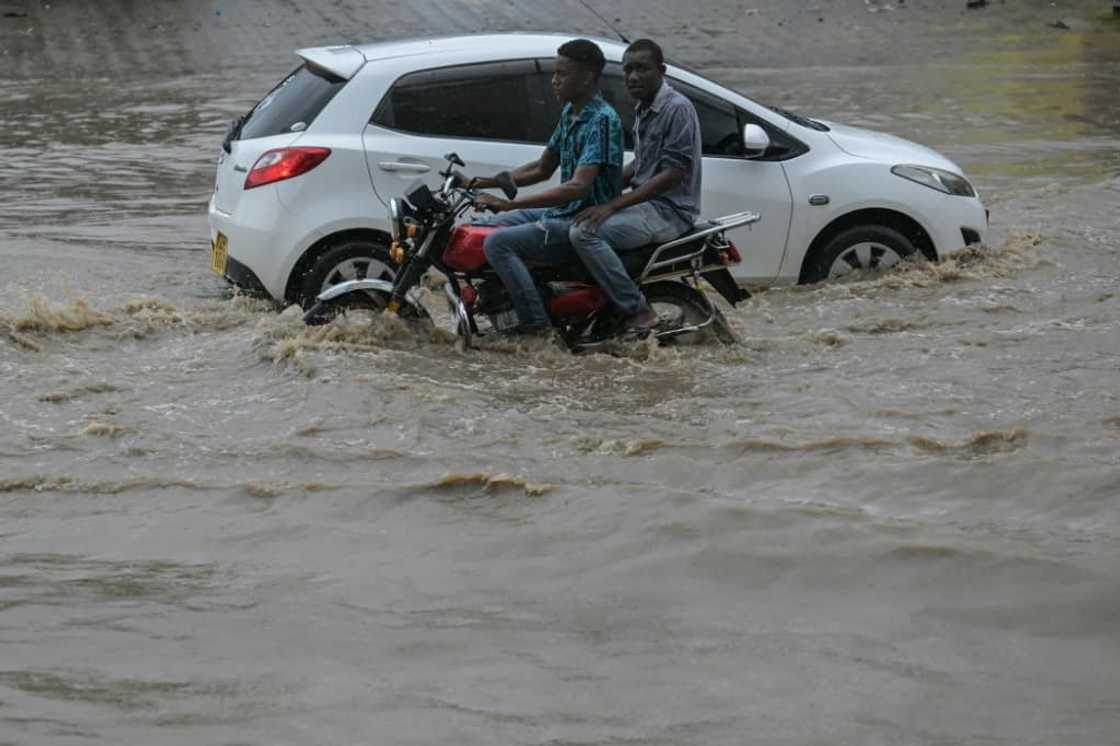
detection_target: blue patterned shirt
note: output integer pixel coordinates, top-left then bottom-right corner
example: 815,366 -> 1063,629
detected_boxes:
544,94 -> 624,218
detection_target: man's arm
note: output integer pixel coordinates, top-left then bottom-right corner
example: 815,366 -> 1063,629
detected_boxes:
476,163 -> 600,212
472,148 -> 560,190
575,166 -> 684,225
622,161 -> 636,189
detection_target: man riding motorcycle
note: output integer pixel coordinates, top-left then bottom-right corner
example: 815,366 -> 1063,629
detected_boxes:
570,38 -> 704,334
466,38 -> 625,337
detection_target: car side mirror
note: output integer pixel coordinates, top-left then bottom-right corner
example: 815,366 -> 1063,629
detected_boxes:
742,124 -> 771,159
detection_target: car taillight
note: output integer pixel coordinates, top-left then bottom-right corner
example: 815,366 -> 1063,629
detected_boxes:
244,147 -> 331,190
721,241 -> 742,264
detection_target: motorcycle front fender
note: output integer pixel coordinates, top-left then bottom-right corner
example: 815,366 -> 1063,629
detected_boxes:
315,278 -> 396,302
310,278 -> 428,318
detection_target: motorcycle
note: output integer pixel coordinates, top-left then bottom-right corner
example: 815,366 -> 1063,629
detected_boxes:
303,153 -> 760,352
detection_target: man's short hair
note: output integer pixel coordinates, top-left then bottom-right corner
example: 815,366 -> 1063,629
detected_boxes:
557,38 -> 607,78
624,38 -> 665,66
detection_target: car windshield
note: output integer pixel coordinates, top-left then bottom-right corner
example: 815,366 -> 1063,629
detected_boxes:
766,105 -> 830,132
238,63 -> 346,141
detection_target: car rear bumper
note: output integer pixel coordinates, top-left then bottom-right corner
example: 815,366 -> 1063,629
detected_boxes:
223,254 -> 270,296
207,189 -> 312,302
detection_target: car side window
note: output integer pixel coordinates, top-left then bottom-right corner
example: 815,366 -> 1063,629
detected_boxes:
595,65 -> 808,161
673,79 -> 809,161
597,64 -> 742,158
372,60 -> 539,143
668,80 -> 745,158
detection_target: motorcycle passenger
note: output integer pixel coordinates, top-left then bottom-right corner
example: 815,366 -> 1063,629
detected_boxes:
469,39 -> 625,336
570,38 -> 704,333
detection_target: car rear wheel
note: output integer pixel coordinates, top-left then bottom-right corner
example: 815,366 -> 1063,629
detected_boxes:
803,224 -> 919,283
298,239 -> 396,308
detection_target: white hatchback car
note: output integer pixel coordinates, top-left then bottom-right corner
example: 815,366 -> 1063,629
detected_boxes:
208,33 -> 988,306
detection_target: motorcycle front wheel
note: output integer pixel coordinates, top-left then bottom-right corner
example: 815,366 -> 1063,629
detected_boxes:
303,288 -> 430,326
643,281 -> 737,346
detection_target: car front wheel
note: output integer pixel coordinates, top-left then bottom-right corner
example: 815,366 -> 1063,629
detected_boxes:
803,224 -> 919,283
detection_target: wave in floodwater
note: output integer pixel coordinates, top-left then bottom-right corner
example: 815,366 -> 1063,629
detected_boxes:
577,430 -> 1031,460
1,232 -> 1048,385
0,475 -> 353,498
783,232 -> 1044,299
0,293 -> 276,340
0,476 -> 213,495
0,471 -> 559,500
36,382 -> 121,403
908,428 -> 1030,458
413,472 -> 556,497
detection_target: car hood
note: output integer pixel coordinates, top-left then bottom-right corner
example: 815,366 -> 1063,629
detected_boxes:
821,121 -> 963,174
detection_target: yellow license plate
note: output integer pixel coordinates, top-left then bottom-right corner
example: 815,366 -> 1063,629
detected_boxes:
210,233 -> 228,275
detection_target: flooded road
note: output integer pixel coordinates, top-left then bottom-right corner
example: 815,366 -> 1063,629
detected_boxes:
1,2 -> 1119,744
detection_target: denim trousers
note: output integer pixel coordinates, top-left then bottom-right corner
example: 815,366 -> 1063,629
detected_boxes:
568,202 -> 688,316
479,208 -> 576,331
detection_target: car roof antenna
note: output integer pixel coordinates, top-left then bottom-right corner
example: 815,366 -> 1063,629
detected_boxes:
576,0 -> 630,44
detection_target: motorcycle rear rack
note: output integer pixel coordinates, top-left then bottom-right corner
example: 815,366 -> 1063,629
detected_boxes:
638,211 -> 760,284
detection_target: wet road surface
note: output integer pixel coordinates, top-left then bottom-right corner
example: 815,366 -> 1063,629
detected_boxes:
1,2 -> 1119,744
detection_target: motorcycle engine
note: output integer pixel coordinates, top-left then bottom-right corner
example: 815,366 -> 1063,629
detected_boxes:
476,279 -> 519,332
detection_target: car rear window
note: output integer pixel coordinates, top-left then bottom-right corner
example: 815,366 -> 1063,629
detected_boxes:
239,63 -> 346,140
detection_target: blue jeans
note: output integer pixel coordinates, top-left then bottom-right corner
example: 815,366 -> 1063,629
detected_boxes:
479,208 -> 576,331
568,202 -> 689,316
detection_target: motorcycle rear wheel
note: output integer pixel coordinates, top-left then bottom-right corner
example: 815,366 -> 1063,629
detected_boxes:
643,281 -> 737,346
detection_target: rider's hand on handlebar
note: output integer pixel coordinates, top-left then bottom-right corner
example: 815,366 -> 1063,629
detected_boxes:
474,193 -> 513,213
448,170 -> 474,189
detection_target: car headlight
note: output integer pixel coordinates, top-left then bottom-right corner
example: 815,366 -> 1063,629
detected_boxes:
891,165 -> 976,197
388,198 -> 403,243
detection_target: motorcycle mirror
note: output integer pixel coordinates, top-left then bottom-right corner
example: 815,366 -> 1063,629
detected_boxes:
444,152 -> 465,168
494,170 -> 518,200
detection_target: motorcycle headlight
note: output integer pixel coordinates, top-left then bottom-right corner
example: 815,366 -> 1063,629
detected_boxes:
388,198 -> 404,243
891,164 -> 976,197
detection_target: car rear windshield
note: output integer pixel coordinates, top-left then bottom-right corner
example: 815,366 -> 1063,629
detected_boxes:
239,63 -> 346,140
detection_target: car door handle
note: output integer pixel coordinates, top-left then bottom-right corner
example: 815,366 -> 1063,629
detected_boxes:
378,161 -> 431,174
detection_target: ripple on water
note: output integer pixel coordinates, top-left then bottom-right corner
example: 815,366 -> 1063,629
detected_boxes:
909,428 -> 1030,459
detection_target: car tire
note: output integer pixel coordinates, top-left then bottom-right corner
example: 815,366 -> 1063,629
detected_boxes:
803,224 -> 919,283
298,239 -> 397,308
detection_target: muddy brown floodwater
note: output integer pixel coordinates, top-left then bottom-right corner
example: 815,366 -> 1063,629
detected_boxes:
1,1 -> 1119,744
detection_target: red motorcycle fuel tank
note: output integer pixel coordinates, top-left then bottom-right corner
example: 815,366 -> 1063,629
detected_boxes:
443,225 -> 497,272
